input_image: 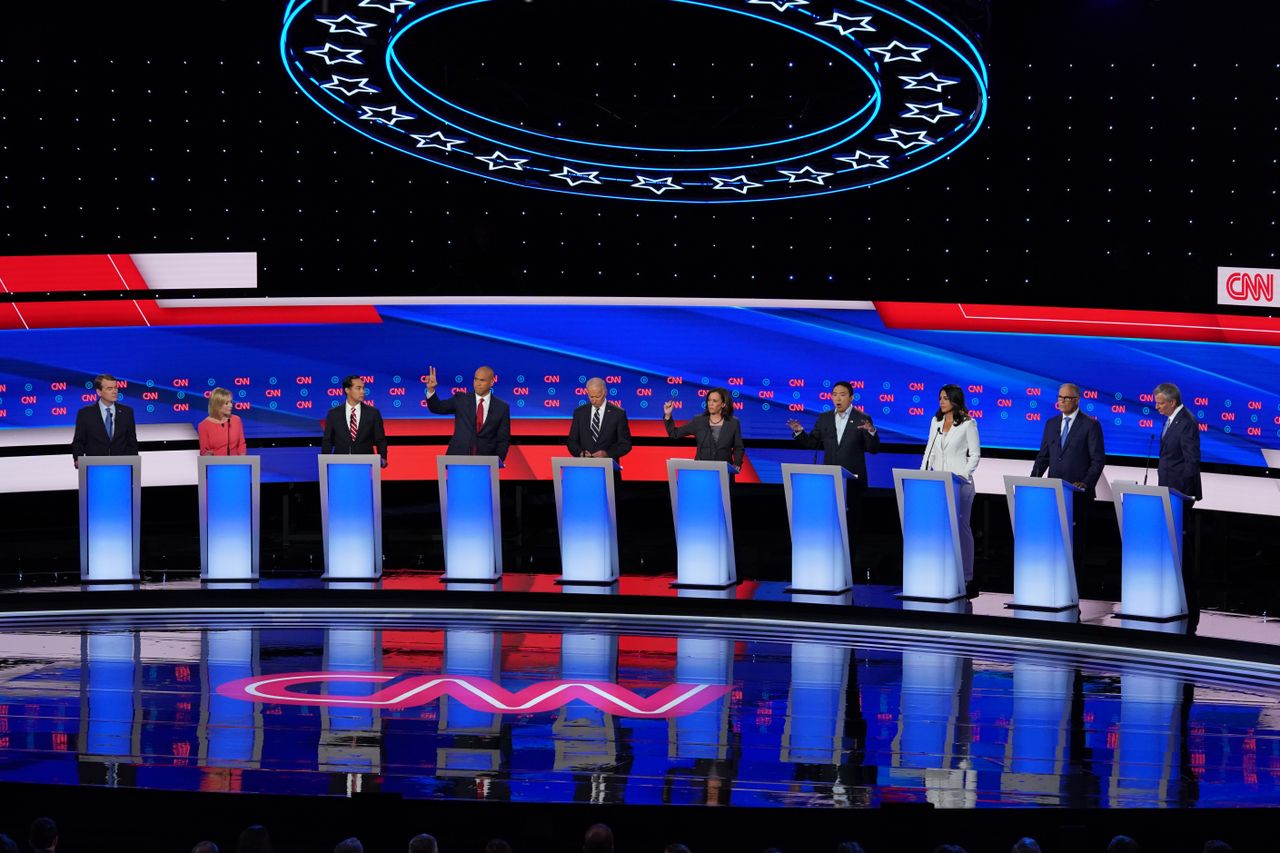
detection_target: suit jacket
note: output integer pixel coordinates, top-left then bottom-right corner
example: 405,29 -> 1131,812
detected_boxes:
1030,412 -> 1106,495
1158,407 -> 1202,501
921,417 -> 981,481
322,402 -> 388,464
665,413 -> 744,468
793,408 -> 880,489
567,402 -> 632,458
427,391 -> 511,460
71,402 -> 138,461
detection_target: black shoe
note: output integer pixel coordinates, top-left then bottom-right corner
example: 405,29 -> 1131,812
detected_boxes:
965,580 -> 979,599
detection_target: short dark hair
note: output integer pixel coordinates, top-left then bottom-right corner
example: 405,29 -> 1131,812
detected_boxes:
1011,839 -> 1041,853
342,375 -> 363,390
583,824 -> 614,853
485,840 -> 513,853
334,839 -> 363,853
836,844 -> 865,853
706,387 -> 734,418
192,843 -> 220,853
832,381 -> 854,397
0,834 -> 18,853
28,818 -> 57,852
1107,837 -> 1140,853
408,834 -> 438,853
92,374 -> 117,391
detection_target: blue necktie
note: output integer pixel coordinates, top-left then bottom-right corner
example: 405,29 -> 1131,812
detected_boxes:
1060,416 -> 1070,448
105,408 -> 114,441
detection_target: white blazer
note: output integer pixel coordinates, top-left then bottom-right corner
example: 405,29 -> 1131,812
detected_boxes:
920,417 -> 981,481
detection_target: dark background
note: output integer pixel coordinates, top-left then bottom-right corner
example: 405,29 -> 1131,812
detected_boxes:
0,0 -> 1275,308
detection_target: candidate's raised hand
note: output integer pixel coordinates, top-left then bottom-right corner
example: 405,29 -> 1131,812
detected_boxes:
786,418 -> 803,433
663,400 -> 675,418
425,365 -> 438,393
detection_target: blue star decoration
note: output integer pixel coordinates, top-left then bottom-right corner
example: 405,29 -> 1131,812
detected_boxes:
710,175 -> 763,194
899,72 -> 960,92
477,151 -> 528,171
632,176 -> 683,195
867,41 -> 929,63
778,165 -> 835,185
551,167 -> 602,186
817,12 -> 875,36
747,0 -> 809,11
358,0 -> 414,13
315,15 -> 378,37
321,75 -> 379,96
412,131 -> 465,152
835,151 -> 890,170
304,43 -> 364,66
901,102 -> 962,124
875,128 -> 934,149
359,104 -> 415,126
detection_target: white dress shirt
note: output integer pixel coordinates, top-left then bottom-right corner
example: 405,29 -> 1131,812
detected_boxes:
345,402 -> 361,432
834,408 -> 849,444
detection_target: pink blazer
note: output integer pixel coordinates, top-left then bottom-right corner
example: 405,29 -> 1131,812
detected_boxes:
198,415 -> 247,456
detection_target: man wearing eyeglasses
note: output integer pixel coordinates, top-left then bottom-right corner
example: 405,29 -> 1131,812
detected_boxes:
1030,383 -> 1106,571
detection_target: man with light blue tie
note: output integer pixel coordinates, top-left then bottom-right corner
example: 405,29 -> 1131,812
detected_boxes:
1031,382 -> 1106,571
71,374 -> 138,467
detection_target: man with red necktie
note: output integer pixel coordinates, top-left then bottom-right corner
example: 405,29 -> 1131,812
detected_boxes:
322,375 -> 388,467
425,364 -> 511,462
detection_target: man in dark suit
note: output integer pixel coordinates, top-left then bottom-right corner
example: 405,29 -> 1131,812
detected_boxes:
1154,381 -> 1202,625
786,381 -> 881,560
425,365 -> 511,461
322,375 -> 388,467
567,378 -> 632,461
71,374 -> 138,466
1030,382 -> 1106,571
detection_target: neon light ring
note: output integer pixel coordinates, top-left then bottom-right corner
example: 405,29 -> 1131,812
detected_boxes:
281,0 -> 987,203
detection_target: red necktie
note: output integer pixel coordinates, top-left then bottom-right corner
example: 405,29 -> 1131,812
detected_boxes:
476,398 -> 485,433
349,407 -> 358,443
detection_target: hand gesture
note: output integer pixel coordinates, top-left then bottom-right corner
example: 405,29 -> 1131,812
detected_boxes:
425,365 -> 437,393
786,418 -> 802,432
663,400 -> 675,418
857,421 -> 875,432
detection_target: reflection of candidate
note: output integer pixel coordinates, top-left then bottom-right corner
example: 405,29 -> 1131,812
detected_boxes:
425,365 -> 511,461
787,380 -> 880,553
567,378 -> 632,459
920,384 -> 981,589
71,373 -> 138,466
198,387 -> 247,456
322,375 -> 388,467
662,388 -> 744,472
1030,382 -> 1105,570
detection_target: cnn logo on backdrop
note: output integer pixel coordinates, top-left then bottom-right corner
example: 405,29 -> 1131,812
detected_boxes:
1217,266 -> 1278,307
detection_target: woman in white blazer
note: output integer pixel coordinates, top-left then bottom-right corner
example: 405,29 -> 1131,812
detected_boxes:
920,384 -> 982,588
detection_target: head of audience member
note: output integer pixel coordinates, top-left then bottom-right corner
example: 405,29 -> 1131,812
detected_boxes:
1011,838 -> 1041,853
343,375 -> 366,406
935,384 -> 969,424
485,840 -> 513,853
334,839 -> 363,853
586,378 -> 608,408
1202,843 -> 1233,853
1056,383 -> 1081,416
28,818 -> 57,853
583,823 -> 614,853
93,374 -> 119,406
408,834 -> 438,853
1107,836 -> 1140,853
932,846 -> 968,853
835,843 -> 865,853
1153,382 -> 1181,417
831,381 -> 853,414
192,843 -> 220,853
706,387 -> 734,419
208,387 -> 233,421
0,834 -> 18,853
473,366 -> 496,397
665,844 -> 691,853
235,824 -> 273,853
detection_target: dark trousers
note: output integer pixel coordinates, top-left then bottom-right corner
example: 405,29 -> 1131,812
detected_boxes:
847,484 -> 867,567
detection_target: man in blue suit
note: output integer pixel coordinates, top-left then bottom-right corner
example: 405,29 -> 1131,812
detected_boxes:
1030,382 -> 1106,571
424,364 -> 511,461
1154,381 -> 1202,626
71,374 -> 139,467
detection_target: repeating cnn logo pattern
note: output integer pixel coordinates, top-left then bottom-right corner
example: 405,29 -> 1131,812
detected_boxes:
217,671 -> 730,719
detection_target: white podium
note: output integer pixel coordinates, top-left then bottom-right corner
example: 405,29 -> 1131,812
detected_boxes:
318,455 -> 383,580
552,457 -> 620,585
78,455 -> 141,583
438,455 -> 503,583
667,459 -> 737,589
893,468 -> 967,602
1004,476 -> 1081,611
1111,482 -> 1188,621
781,463 -> 855,595
199,456 -> 260,582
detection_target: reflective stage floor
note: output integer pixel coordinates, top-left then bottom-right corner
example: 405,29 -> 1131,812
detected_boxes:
3,597 -> 1280,809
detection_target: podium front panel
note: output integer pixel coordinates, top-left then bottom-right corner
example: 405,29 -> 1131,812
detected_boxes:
782,464 -> 852,594
668,460 -> 736,588
319,457 -> 383,580
1005,476 -> 1079,610
200,456 -> 260,581
553,458 -> 619,584
1114,483 -> 1186,620
438,456 -> 502,582
893,469 -> 964,601
78,456 -> 141,582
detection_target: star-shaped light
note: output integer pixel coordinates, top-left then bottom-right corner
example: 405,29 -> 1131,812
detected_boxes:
710,175 -> 763,195
899,71 -> 960,92
778,165 -> 834,185
477,151 -> 528,171
632,175 -> 682,195
304,43 -> 364,66
817,12 -> 875,36
747,0 -> 809,11
412,130 -> 465,151
875,127 -> 934,149
358,0 -> 414,13
320,75 -> 380,96
867,41 -> 929,63
901,101 -> 962,124
551,166 -> 602,187
835,151 -> 890,170
358,104 -> 415,126
315,15 -> 378,37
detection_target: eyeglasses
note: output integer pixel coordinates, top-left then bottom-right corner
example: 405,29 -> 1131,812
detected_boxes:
1057,395 -> 1078,400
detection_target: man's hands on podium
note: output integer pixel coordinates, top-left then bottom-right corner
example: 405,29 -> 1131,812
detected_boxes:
581,450 -> 608,458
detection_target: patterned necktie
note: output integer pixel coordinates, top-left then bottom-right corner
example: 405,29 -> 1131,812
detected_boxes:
476,398 -> 485,433
591,406 -> 601,445
105,408 -> 114,441
349,406 -> 358,443
1060,416 -> 1071,448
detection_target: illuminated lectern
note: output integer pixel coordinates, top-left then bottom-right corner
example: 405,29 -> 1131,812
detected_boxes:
1111,482 -> 1188,621
1004,475 -> 1081,611
667,459 -> 736,589
318,455 -> 382,580
552,457 -> 620,585
437,455 -> 503,583
78,455 -> 141,583
893,468 -> 967,602
199,456 -> 260,582
781,463 -> 855,595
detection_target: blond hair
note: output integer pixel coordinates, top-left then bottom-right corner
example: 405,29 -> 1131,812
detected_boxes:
208,387 -> 233,418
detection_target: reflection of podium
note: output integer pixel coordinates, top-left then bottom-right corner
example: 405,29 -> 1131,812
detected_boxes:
318,456 -> 382,580
1112,482 -> 1187,621
552,457 -> 620,585
78,456 -> 141,582
893,469 -> 967,602
199,456 -> 260,582
667,460 -> 736,589
781,463 -> 854,595
437,455 -> 503,583
1004,476 -> 1081,611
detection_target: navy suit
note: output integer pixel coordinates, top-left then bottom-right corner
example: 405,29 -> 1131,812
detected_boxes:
792,408 -> 881,561
1030,412 -> 1106,496
427,391 -> 511,460
71,402 -> 138,462
322,403 -> 388,465
1158,407 -> 1202,501
567,402 -> 632,459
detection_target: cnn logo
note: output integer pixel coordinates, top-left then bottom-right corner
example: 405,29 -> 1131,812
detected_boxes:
1218,266 -> 1279,306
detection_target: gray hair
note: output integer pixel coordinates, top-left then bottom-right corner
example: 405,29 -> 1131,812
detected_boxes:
1153,382 -> 1181,405
1058,382 -> 1081,398
585,377 -> 606,391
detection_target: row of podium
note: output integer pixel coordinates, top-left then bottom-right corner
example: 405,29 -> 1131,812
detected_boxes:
75,454 -> 1191,621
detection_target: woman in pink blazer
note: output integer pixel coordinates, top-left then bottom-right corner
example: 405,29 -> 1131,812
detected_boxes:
198,386 -> 246,456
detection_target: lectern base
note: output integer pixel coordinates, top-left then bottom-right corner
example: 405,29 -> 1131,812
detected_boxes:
896,592 -> 966,604
1111,611 -> 1188,623
1005,602 -> 1079,613
671,579 -> 740,591
202,577 -> 261,585
77,577 -> 137,586
555,577 -> 620,587
439,575 -> 502,585
785,585 -> 852,596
